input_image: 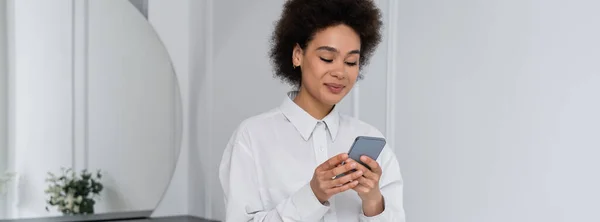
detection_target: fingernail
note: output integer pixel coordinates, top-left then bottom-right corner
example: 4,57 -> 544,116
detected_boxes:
351,163 -> 357,168
356,170 -> 363,175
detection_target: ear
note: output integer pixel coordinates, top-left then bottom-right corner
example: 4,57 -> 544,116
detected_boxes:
292,43 -> 303,67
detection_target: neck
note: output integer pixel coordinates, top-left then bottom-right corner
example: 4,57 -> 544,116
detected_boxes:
293,88 -> 333,120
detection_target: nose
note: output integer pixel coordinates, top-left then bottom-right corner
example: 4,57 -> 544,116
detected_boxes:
330,63 -> 346,79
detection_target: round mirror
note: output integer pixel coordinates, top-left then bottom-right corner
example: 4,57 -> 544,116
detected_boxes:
0,0 -> 181,220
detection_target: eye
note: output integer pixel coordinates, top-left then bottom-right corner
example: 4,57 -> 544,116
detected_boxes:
320,57 -> 333,63
345,62 -> 358,66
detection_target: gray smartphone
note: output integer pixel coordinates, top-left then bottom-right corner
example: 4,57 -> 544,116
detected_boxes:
347,136 -> 387,170
335,136 -> 386,179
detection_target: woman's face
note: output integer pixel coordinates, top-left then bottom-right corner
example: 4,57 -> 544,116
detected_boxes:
293,24 -> 361,106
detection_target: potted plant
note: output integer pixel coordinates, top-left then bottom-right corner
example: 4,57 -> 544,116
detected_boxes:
44,168 -> 103,215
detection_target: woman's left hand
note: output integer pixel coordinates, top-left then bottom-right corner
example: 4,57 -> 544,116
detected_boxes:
348,156 -> 385,216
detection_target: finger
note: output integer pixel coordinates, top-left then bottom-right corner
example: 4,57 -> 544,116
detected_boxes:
353,161 -> 378,180
352,184 -> 370,194
326,161 -> 357,179
355,176 -> 376,189
328,169 -> 363,187
318,153 -> 349,171
360,155 -> 382,175
327,180 -> 358,196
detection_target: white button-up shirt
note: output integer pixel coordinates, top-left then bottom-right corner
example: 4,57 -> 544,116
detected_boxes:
219,91 -> 405,222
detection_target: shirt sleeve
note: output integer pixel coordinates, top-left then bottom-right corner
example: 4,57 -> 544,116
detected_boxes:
358,145 -> 406,222
219,133 -> 330,222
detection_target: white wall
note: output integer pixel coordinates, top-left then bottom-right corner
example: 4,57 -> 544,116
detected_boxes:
394,0 -> 600,221
0,0 -> 8,167
147,1 -> 215,217
10,0 -> 74,217
4,0 -> 181,219
0,0 -> 9,216
147,0 -> 190,217
86,0 -> 178,214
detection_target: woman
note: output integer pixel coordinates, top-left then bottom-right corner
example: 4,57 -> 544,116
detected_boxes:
219,0 -> 405,221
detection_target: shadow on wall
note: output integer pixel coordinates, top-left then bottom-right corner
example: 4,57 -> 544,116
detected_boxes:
128,0 -> 148,18
189,1 -> 291,220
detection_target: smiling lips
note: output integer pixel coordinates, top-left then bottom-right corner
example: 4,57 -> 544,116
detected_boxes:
325,83 -> 345,94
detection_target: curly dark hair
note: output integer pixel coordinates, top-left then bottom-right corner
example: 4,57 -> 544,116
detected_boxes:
269,0 -> 383,87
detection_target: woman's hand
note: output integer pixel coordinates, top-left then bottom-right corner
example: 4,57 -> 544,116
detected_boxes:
310,153 -> 364,204
352,156 -> 385,216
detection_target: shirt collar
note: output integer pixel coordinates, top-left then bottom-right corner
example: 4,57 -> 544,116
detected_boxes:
279,91 -> 340,142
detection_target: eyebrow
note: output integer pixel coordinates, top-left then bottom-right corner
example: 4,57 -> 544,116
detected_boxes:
316,46 -> 360,55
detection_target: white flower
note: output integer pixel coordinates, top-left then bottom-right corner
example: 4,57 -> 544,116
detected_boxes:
73,205 -> 80,213
65,192 -> 75,210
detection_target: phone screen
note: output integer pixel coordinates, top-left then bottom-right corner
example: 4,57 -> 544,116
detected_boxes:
347,136 -> 386,170
334,136 -> 386,179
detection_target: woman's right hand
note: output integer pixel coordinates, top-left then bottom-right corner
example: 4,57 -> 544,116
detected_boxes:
310,153 -> 364,204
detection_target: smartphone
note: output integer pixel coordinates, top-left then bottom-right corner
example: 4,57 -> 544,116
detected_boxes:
334,136 -> 386,179
347,136 -> 387,170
